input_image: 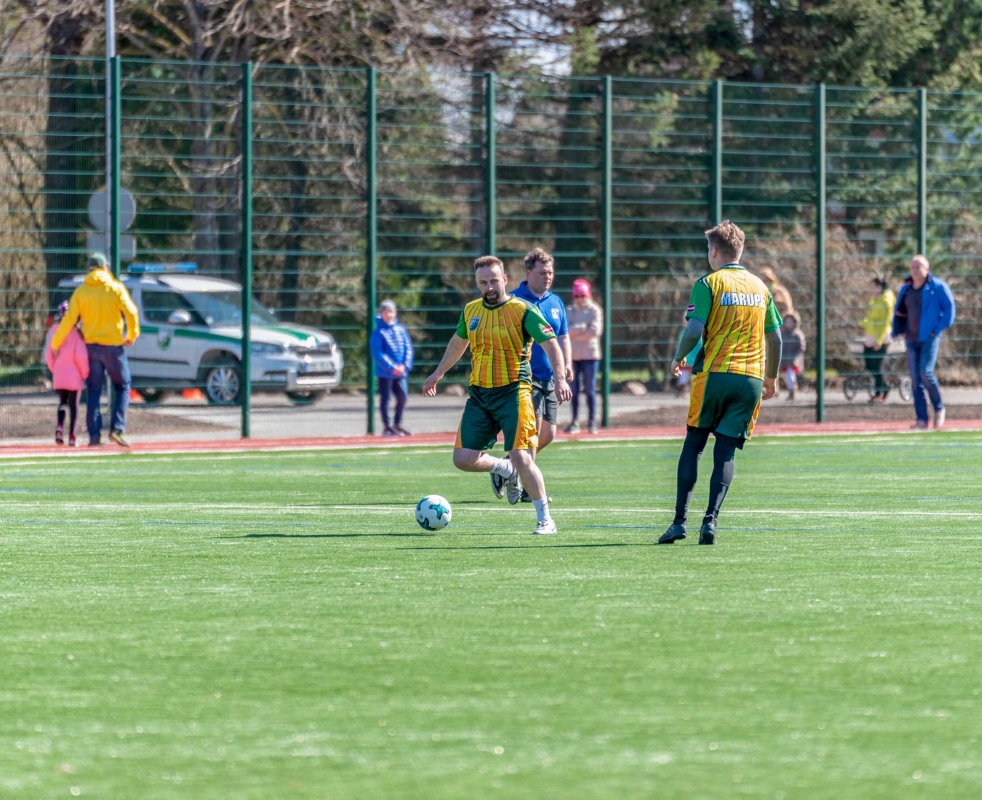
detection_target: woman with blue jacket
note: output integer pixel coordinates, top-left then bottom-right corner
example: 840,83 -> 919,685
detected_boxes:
370,300 -> 414,436
892,255 -> 956,429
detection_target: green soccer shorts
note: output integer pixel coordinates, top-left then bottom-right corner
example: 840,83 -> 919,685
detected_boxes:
687,371 -> 764,444
455,383 -> 538,452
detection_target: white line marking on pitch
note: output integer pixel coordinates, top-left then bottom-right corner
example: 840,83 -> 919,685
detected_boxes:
4,502 -> 981,518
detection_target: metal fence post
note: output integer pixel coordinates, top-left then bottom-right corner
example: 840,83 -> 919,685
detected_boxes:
240,62 -> 253,438
110,56 -> 121,277
600,75 -> 612,428
815,83 -> 827,423
485,72 -> 496,256
711,79 -> 723,225
917,88 -> 928,255
365,67 -> 378,435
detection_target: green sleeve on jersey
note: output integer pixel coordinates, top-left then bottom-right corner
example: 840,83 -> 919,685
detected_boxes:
523,304 -> 557,344
455,313 -> 468,339
764,291 -> 783,333
686,279 -> 712,322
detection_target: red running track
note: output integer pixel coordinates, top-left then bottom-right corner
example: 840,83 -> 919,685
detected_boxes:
1,419 -> 980,459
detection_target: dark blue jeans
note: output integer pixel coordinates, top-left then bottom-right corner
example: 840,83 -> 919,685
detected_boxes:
906,336 -> 943,423
86,344 -> 131,441
378,376 -> 407,428
572,360 -> 599,425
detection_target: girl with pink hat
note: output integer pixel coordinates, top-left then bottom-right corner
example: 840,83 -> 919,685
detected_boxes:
44,301 -> 89,446
565,279 -> 604,433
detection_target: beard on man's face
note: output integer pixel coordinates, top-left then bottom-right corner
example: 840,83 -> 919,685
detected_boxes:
482,287 -> 501,303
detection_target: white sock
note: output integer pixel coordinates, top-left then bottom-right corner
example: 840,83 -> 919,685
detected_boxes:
532,498 -> 551,523
489,458 -> 516,479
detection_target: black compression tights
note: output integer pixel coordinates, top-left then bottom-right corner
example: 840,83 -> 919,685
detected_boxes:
673,429 -> 738,525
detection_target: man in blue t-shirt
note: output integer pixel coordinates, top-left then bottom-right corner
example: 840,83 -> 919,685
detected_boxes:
490,247 -> 572,502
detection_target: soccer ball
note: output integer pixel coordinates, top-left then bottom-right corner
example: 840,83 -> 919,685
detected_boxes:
415,495 -> 452,531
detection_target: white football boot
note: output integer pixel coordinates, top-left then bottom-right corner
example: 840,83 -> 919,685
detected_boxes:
533,518 -> 558,535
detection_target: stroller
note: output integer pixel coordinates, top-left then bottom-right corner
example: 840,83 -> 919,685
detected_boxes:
842,338 -> 912,401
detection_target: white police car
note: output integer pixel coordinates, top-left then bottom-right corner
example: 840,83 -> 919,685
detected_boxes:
57,264 -> 344,405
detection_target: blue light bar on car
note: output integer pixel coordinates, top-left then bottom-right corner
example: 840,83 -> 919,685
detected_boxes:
127,263 -> 198,274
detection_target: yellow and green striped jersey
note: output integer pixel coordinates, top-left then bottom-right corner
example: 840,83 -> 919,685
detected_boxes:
455,296 -> 556,388
686,264 -> 783,380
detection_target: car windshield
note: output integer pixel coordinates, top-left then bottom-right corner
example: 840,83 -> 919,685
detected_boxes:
181,291 -> 278,327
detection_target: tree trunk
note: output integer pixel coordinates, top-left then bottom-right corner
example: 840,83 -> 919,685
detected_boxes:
43,33 -> 85,307
552,76 -> 598,277
188,64 -> 221,275
280,70 -> 307,320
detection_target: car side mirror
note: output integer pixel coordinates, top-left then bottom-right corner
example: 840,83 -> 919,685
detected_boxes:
167,309 -> 193,325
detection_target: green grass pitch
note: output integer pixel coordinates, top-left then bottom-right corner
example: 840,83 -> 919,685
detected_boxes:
2,433 -> 981,798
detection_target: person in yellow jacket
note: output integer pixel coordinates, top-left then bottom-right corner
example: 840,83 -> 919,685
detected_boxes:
51,253 -> 140,446
859,275 -> 896,402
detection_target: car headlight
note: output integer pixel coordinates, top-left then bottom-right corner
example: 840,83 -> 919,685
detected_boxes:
251,343 -> 286,355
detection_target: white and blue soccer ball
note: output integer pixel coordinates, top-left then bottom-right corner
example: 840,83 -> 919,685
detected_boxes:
415,495 -> 452,531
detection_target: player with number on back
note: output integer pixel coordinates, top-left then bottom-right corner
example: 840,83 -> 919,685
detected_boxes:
423,256 -> 572,535
659,221 -> 783,546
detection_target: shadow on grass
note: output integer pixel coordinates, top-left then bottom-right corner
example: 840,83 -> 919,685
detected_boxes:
228,532 -> 433,539
397,542 -> 652,551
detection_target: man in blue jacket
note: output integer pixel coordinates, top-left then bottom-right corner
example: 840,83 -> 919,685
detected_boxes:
370,300 -> 414,436
490,248 -> 572,501
892,255 -> 956,429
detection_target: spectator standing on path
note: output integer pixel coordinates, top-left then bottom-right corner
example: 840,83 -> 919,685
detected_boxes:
892,255 -> 956,429
566,279 -> 604,431
51,253 -> 139,447
370,300 -> 414,436
759,267 -> 795,320
860,276 -> 896,403
778,312 -> 806,401
44,301 -> 89,447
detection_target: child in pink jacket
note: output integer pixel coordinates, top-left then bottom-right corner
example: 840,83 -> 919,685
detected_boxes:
44,301 -> 90,446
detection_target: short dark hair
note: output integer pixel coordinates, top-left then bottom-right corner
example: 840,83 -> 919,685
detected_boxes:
705,220 -> 745,261
474,255 -> 504,272
523,247 -> 554,271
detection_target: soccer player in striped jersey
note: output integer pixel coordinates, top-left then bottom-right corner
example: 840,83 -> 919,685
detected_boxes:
659,221 -> 783,546
423,256 -> 572,534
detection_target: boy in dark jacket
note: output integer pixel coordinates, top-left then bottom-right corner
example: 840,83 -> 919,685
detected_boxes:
892,255 -> 956,429
370,301 -> 414,436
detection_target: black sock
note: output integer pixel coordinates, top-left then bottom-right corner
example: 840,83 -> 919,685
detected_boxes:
674,428 -> 710,525
705,437 -> 737,522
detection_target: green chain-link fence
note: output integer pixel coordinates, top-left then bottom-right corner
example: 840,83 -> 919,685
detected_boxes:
2,55 -> 981,444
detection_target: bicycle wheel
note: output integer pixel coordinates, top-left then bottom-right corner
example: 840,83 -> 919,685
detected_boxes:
843,376 -> 860,400
898,376 -> 912,401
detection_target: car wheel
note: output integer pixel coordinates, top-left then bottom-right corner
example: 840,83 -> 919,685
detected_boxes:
203,358 -> 242,405
137,387 -> 172,404
286,390 -> 325,406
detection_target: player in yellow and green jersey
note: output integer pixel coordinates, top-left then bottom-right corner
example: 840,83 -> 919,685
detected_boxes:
658,221 -> 783,546
423,256 -> 572,534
